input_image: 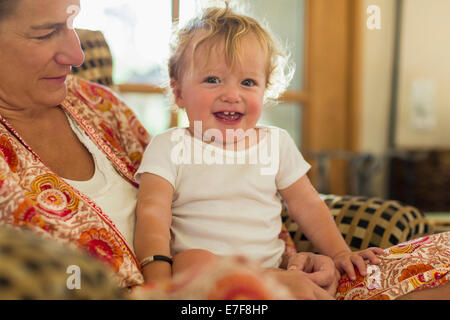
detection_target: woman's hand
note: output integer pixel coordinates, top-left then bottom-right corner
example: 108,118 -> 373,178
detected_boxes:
286,252 -> 340,296
269,269 -> 335,300
333,247 -> 385,280
172,249 -> 219,277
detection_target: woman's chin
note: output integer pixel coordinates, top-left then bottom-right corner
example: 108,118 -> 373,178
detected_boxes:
39,84 -> 68,106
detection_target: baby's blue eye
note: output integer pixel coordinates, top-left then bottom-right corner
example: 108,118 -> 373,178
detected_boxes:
204,77 -> 219,84
242,79 -> 255,86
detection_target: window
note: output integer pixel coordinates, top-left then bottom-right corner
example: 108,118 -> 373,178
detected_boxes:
74,0 -> 306,145
75,0 -> 171,85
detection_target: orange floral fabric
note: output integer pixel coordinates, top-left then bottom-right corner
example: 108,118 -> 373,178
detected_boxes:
0,75 -> 150,288
336,231 -> 450,300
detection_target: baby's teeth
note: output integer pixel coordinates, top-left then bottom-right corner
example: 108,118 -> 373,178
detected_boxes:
230,112 -> 235,115
223,111 -> 230,115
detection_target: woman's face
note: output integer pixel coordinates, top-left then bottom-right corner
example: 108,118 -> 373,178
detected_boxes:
0,0 -> 84,112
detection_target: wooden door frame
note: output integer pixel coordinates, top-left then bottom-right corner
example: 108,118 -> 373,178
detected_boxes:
303,0 -> 362,194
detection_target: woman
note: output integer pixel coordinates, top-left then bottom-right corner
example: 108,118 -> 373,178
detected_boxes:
0,0 -> 339,299
0,0 -> 448,300
0,0 -> 146,288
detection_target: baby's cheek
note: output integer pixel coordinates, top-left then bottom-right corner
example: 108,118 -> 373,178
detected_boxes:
246,101 -> 263,122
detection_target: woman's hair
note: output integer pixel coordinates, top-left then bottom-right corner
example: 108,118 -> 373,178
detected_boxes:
0,0 -> 19,22
168,2 -> 294,104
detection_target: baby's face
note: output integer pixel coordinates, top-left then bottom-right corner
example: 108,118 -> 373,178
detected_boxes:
172,33 -> 267,146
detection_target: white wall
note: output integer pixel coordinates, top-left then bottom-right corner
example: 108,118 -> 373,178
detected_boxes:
360,0 -> 396,154
396,0 -> 450,148
359,0 -> 396,197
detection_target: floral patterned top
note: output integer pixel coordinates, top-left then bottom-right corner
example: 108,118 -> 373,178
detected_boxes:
0,75 -> 150,288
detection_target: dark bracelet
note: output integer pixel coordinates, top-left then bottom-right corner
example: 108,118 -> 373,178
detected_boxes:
140,255 -> 173,268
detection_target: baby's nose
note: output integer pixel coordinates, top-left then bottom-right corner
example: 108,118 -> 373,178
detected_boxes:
220,87 -> 241,103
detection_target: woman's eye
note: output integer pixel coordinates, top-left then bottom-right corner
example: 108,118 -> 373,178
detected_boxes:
242,79 -> 256,87
204,77 -> 220,84
35,30 -> 57,40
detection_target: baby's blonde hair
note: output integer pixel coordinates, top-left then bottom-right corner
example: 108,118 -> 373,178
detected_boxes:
168,2 -> 294,104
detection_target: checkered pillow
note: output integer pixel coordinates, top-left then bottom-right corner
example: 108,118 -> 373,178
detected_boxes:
281,195 -> 433,252
72,29 -> 114,86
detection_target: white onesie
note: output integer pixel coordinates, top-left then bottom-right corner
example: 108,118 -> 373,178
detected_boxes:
135,126 -> 310,267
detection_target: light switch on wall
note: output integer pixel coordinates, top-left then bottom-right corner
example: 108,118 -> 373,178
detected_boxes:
409,79 -> 436,130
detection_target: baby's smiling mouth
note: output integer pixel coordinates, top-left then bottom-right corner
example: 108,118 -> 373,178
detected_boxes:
213,111 -> 244,122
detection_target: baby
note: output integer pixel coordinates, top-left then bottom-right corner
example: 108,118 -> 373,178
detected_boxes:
134,4 -> 383,285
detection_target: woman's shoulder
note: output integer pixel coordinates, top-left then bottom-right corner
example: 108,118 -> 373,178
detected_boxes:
62,75 -> 151,161
63,75 -> 145,136
64,75 -> 121,111
66,74 -> 112,92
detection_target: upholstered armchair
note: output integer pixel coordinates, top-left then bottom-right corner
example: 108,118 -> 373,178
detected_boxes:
283,195 -> 431,252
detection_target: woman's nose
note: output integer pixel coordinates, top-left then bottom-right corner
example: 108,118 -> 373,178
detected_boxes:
55,29 -> 85,67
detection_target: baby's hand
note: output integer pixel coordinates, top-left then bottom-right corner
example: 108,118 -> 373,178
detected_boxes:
333,247 -> 385,281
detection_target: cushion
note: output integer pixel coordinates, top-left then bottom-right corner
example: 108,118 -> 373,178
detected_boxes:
281,195 -> 433,252
72,29 -> 114,87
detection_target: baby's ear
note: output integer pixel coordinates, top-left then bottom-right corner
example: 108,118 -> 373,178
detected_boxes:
170,78 -> 183,108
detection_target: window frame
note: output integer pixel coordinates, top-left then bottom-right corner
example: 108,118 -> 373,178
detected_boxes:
116,0 -> 309,127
